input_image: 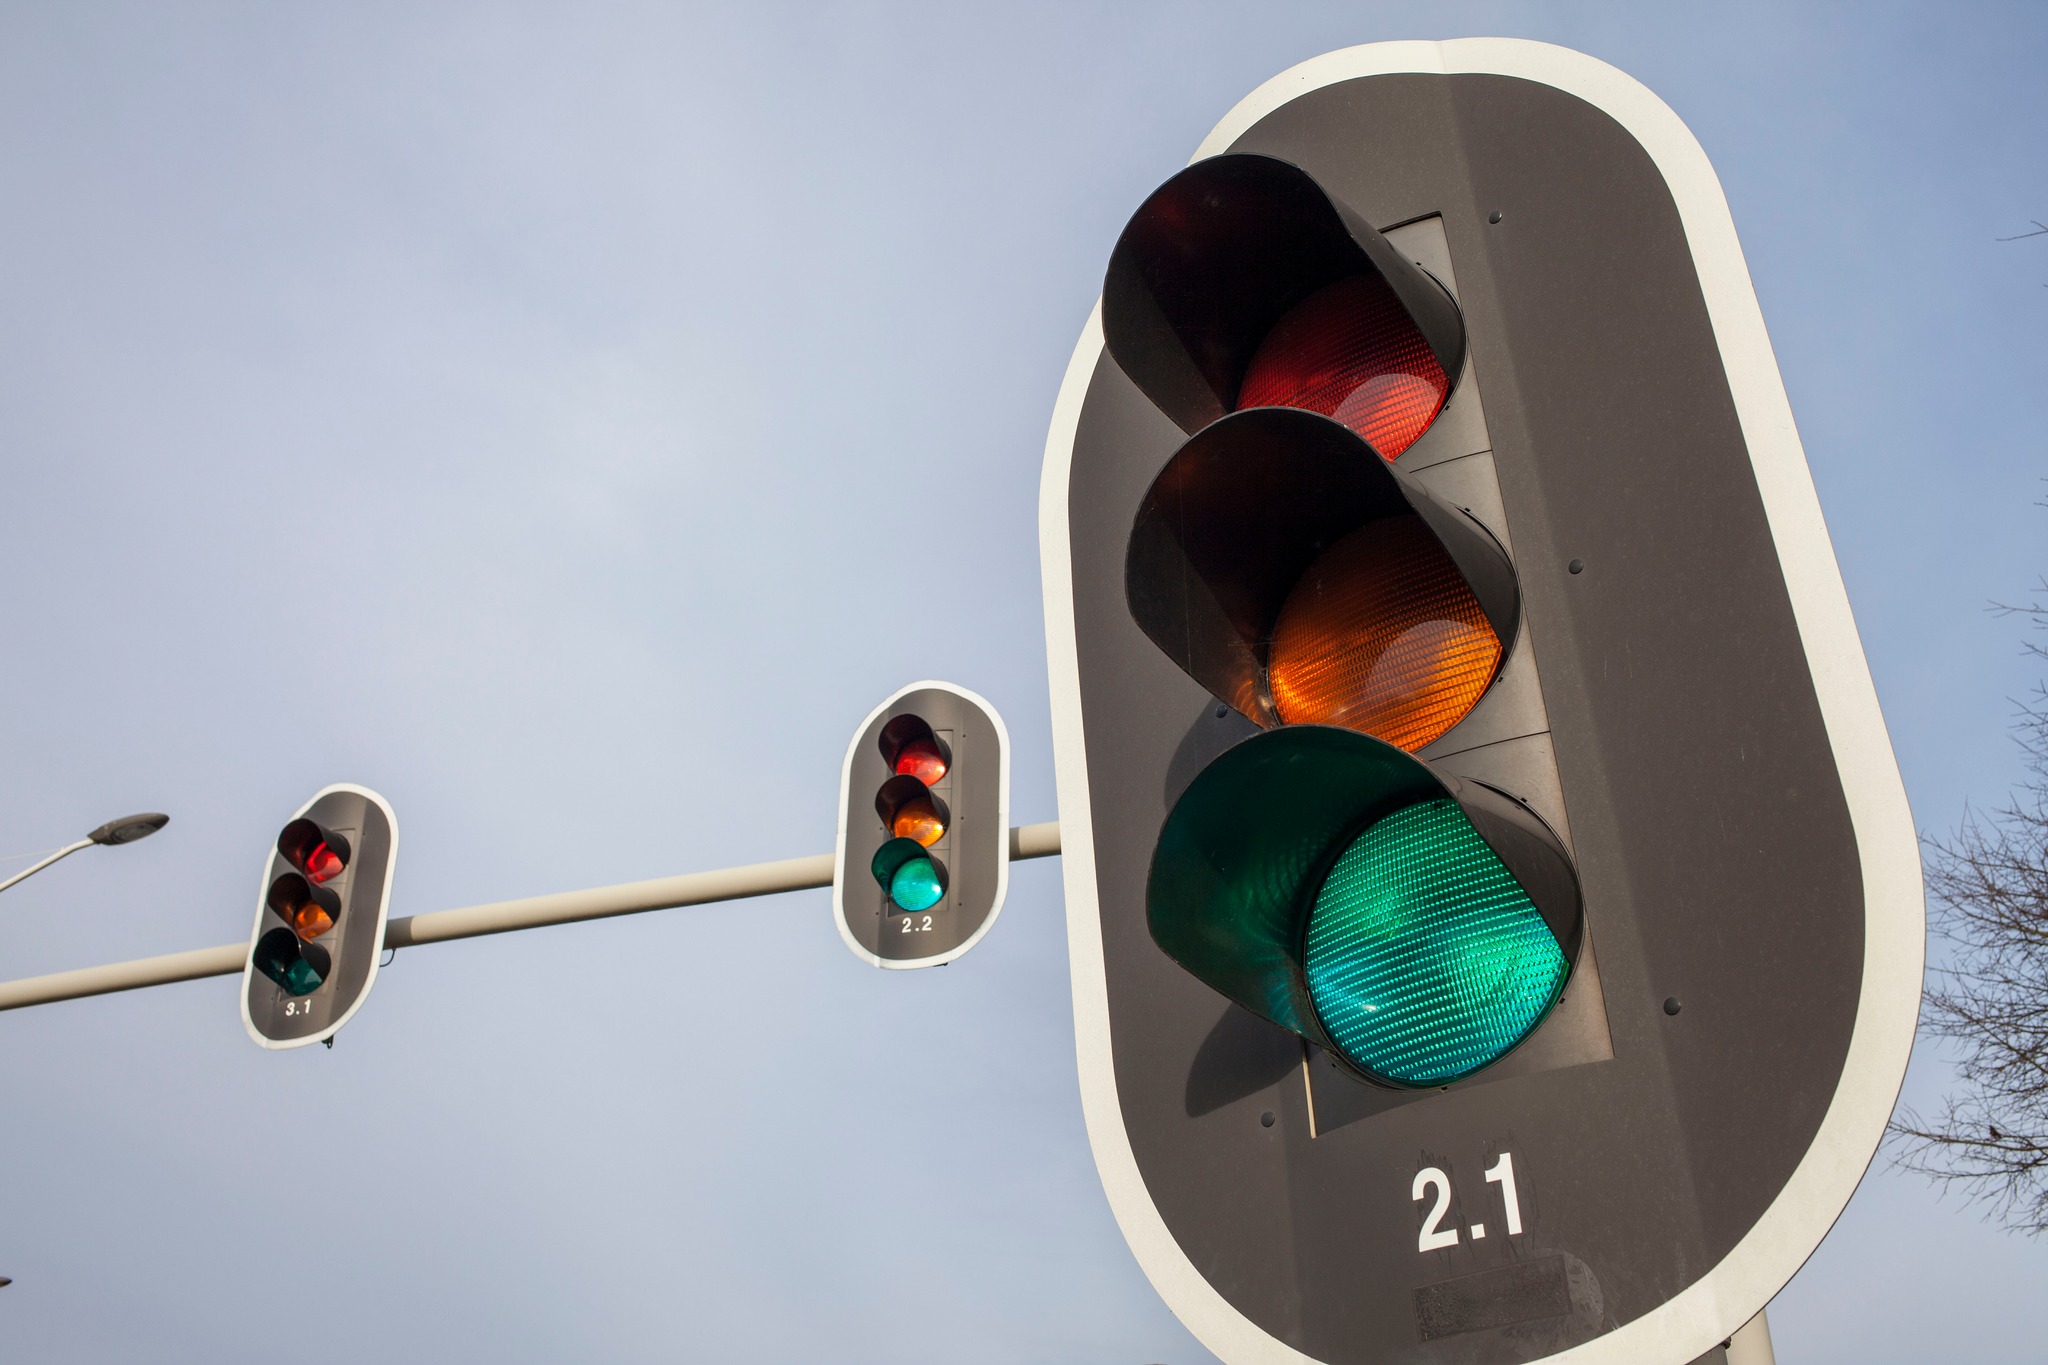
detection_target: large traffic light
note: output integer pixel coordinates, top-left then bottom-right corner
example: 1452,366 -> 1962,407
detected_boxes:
1041,39 -> 1920,1365
241,784 -> 398,1049
834,682 -> 1010,968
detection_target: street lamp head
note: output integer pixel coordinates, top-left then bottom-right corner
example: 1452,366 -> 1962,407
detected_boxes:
88,813 -> 169,847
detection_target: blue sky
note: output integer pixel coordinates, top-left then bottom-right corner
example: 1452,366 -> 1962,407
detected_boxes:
0,4 -> 2043,1361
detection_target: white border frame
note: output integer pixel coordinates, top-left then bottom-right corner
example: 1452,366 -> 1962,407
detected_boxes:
832,680 -> 1013,970
240,782 -> 400,1051
1037,38 -> 1923,1365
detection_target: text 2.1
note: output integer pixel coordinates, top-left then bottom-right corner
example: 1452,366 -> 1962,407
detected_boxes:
1413,1152 -> 1524,1252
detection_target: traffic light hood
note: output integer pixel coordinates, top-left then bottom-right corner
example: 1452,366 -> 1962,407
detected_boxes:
1102,153 -> 1466,436
1147,724 -> 1581,1087
1125,407 -> 1520,738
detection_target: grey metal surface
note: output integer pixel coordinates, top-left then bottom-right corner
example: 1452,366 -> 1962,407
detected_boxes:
0,823 -> 1059,1012
1056,69 -> 1863,1365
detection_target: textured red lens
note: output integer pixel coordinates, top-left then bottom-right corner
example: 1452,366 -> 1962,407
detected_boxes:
1237,274 -> 1449,460
894,738 -> 949,786
303,841 -> 343,884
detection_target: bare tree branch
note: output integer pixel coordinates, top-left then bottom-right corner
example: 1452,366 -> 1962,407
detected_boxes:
1888,501 -> 2048,1232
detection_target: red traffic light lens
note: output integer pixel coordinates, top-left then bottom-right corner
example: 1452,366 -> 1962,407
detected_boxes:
278,819 -> 349,885
1237,274 -> 1450,460
879,715 -> 950,786
893,737 -> 949,786
1266,515 -> 1502,751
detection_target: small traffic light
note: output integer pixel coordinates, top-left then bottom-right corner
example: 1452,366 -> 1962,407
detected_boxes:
1040,40 -> 1920,1365
241,784 -> 398,1049
834,682 -> 1009,968
1111,152 -> 1576,1089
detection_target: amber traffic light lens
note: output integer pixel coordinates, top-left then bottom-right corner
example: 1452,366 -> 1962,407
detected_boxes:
1266,516 -> 1501,751
876,774 -> 948,849
893,802 -> 946,847
893,737 -> 949,786
1237,274 -> 1450,460
267,873 -> 339,941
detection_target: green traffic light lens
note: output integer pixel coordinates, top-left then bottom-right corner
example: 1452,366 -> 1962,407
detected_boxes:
870,836 -> 946,912
252,927 -> 330,998
890,858 -> 944,912
1304,798 -> 1567,1086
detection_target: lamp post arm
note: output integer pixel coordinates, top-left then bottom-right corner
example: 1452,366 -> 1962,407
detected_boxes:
0,840 -> 95,897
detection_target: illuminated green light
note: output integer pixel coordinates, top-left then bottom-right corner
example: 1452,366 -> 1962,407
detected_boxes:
1305,798 -> 1566,1085
871,836 -> 945,912
890,858 -> 944,911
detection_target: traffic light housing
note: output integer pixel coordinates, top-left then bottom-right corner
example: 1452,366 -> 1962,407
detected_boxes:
1040,39 -> 1920,1365
834,682 -> 1009,968
1109,151 -> 1581,1091
241,784 -> 398,1048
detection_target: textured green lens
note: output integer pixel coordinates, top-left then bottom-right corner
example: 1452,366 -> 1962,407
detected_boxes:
278,959 -> 324,996
1304,798 -> 1566,1085
889,858 -> 942,911
253,928 -> 327,998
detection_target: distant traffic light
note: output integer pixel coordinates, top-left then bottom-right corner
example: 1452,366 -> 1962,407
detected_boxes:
835,683 -> 1009,968
1040,40 -> 1920,1365
242,785 -> 398,1048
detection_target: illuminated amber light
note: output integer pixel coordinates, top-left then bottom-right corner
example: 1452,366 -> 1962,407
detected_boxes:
292,903 -> 336,939
1266,517 -> 1500,751
267,873 -> 338,942
1237,274 -> 1450,460
893,797 -> 947,848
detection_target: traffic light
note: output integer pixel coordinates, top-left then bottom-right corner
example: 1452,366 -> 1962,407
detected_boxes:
834,682 -> 1009,968
1108,148 -> 1584,1095
1040,39 -> 1920,1365
241,784 -> 398,1049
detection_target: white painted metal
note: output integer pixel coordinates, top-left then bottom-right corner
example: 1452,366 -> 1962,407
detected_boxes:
0,839 -> 94,896
1727,1311 -> 1777,1365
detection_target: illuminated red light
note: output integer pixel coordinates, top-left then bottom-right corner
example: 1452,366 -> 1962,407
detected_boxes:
302,840 -> 342,883
894,737 -> 949,786
278,819 -> 351,886
1237,274 -> 1450,460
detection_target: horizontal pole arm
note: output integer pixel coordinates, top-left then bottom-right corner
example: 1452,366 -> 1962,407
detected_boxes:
0,821 -> 1060,1014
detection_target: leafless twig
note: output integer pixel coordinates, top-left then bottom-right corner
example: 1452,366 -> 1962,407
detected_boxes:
1889,503 -> 2048,1232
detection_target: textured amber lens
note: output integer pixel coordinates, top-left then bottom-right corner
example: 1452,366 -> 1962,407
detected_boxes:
292,904 -> 336,940
893,800 -> 947,847
1267,517 -> 1500,751
1237,274 -> 1449,459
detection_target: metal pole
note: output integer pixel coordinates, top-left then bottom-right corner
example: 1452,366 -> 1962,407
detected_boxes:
1725,1310 -> 1776,1365
0,821 -> 1061,1013
0,840 -> 94,896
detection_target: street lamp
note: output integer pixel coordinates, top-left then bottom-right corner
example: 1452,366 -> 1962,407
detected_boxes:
0,813 -> 168,896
